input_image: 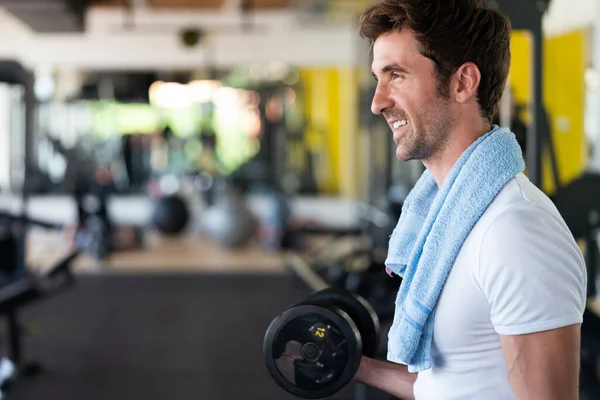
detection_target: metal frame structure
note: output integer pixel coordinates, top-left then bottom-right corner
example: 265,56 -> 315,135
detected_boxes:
0,60 -> 36,277
490,0 -> 554,189
0,61 -> 81,389
489,0 -> 547,186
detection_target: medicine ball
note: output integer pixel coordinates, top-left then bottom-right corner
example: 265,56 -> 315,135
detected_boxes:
200,181 -> 257,248
152,195 -> 190,235
201,202 -> 257,248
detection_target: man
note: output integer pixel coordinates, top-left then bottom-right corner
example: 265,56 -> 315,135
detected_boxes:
353,1 -> 587,399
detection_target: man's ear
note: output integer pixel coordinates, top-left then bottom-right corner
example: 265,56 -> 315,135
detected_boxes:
452,62 -> 481,104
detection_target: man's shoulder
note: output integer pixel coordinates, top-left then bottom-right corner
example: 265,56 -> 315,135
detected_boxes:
476,173 -> 568,239
475,174 -> 585,291
459,172 -> 582,277
471,176 -> 587,335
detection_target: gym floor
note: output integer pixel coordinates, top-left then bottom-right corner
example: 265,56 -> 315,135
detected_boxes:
16,232 -> 391,400
27,230 -> 285,274
21,229 -> 600,400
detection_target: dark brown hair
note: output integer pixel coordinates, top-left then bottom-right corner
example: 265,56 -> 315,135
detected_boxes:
359,0 -> 511,123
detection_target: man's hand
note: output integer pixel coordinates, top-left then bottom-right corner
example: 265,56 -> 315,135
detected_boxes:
353,356 -> 417,399
500,324 -> 580,400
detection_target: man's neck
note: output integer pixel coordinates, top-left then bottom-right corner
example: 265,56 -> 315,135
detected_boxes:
424,120 -> 492,187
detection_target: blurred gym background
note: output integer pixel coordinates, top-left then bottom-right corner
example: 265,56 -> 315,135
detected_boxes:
0,0 -> 598,399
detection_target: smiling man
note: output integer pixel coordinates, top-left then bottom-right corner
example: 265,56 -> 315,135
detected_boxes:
352,1 -> 587,399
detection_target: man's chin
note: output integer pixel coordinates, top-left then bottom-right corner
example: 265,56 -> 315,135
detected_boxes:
395,147 -> 413,162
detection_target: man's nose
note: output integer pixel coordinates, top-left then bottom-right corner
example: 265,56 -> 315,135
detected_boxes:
371,85 -> 394,115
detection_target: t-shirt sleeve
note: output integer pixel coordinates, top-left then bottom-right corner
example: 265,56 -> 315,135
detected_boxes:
477,204 -> 587,336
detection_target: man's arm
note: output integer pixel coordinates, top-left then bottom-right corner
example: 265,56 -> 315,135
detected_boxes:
478,207 -> 586,399
500,324 -> 580,400
353,356 -> 418,399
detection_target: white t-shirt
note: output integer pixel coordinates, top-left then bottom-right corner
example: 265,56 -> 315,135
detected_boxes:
408,173 -> 587,400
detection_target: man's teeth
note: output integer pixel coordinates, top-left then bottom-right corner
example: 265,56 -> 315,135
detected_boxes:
393,120 -> 408,129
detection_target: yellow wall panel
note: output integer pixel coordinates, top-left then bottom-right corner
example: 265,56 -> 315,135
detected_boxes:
542,30 -> 588,194
508,29 -> 588,195
298,67 -> 361,196
337,68 -> 361,199
508,31 -> 533,111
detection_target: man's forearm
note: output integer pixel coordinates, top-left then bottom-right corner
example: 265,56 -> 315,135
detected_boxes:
353,356 -> 418,400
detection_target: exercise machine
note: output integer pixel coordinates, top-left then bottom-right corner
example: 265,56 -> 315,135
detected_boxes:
0,59 -> 80,397
0,209 -> 79,397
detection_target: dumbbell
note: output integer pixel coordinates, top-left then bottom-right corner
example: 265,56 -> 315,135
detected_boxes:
263,287 -> 380,399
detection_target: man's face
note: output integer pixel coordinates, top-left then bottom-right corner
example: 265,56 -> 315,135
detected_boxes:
371,29 -> 454,162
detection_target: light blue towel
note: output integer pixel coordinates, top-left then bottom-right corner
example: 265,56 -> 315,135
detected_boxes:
385,125 -> 525,372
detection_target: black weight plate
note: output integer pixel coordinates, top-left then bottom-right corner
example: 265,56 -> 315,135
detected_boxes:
263,303 -> 362,399
304,287 -> 380,358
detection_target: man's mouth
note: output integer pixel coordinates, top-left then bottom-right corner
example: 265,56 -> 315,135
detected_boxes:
392,120 -> 408,130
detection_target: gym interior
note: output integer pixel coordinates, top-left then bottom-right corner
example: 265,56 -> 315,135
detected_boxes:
0,0 -> 598,399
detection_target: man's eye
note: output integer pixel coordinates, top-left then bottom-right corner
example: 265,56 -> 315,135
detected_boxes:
392,73 -> 404,80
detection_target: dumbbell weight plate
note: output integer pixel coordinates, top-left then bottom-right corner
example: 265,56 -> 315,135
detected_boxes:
305,288 -> 380,358
263,303 -> 362,399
